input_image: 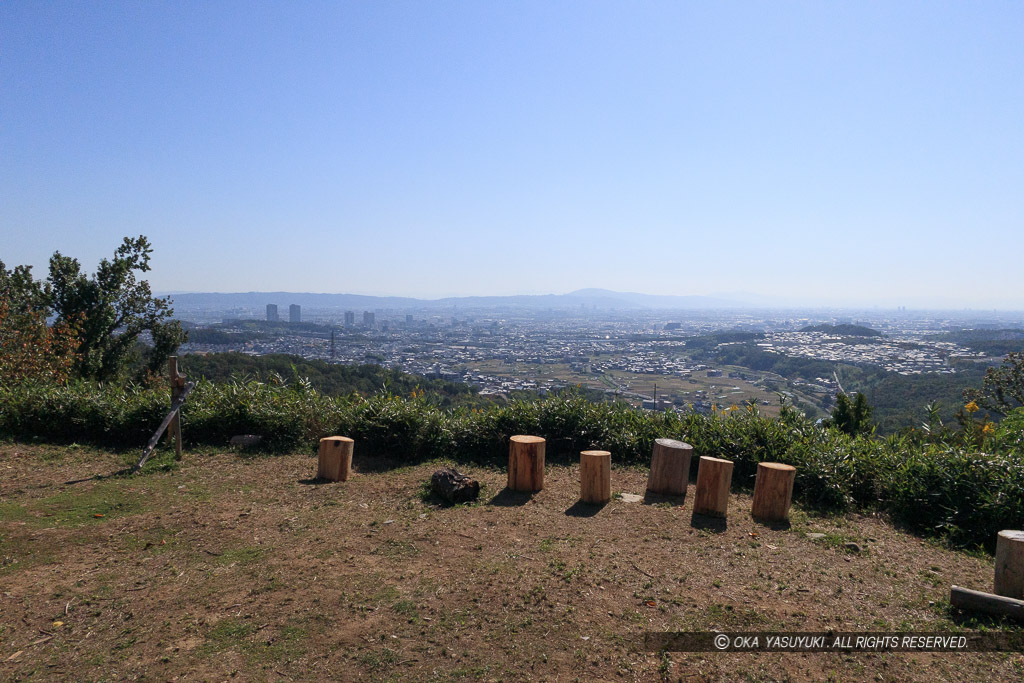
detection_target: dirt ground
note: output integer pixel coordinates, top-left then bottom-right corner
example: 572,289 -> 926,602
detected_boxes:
1,443 -> 1022,682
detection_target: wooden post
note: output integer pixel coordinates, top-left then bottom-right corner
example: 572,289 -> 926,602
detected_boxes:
580,450 -> 611,504
508,435 -> 545,492
318,436 -> 354,482
646,438 -> 693,496
693,456 -> 733,517
167,356 -> 186,459
995,530 -> 1024,599
751,462 -> 797,521
132,382 -> 195,473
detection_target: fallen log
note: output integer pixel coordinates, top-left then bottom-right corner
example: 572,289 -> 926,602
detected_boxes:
430,468 -> 480,504
950,585 -> 1024,623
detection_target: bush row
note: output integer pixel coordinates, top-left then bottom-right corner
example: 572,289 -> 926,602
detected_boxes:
2,379 -> 1023,548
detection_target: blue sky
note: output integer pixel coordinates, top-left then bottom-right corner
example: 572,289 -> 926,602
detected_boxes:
2,2 -> 1022,308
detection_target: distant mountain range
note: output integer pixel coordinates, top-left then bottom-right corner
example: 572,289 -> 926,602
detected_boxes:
167,288 -> 749,312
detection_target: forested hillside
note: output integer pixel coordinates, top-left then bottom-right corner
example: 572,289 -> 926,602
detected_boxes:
180,352 -> 479,405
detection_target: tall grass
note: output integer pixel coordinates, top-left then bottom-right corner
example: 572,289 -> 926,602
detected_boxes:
2,380 -> 1022,548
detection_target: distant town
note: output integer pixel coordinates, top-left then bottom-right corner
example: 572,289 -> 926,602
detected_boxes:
172,294 -> 1024,420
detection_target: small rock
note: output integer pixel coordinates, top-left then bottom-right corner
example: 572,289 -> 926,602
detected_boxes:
844,542 -> 862,553
806,533 -> 827,541
619,493 -> 642,503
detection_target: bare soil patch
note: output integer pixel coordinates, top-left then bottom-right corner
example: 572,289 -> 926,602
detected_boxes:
1,443 -> 1022,681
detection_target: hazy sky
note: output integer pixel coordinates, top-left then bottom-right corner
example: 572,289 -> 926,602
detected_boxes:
2,2 -> 1022,308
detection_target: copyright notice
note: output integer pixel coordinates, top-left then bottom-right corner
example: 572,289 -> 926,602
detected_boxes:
639,632 -> 1024,653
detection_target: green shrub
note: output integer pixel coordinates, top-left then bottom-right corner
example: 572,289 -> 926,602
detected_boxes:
3,380 -> 1023,549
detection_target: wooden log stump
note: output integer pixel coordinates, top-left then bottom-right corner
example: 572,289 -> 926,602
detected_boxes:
580,450 -> 611,504
646,438 -> 693,496
693,456 -> 733,518
995,530 -> 1024,599
508,435 -> 545,492
751,462 -> 797,521
317,436 -> 354,482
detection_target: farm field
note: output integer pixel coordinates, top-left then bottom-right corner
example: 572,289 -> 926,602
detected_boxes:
1,444 -> 1022,682
471,360 -> 783,416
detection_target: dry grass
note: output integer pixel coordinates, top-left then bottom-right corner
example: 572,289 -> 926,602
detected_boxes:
1,443 -> 1022,682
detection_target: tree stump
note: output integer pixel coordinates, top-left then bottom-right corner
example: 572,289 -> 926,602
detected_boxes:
508,435 -> 545,492
317,436 -> 354,482
646,438 -> 693,496
995,530 -> 1024,599
580,450 -> 611,504
693,456 -> 733,517
751,462 -> 797,521
430,468 -> 480,504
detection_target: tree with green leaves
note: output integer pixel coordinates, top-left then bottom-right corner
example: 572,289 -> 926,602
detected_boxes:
964,351 -> 1024,417
46,235 -> 186,381
1,260 -> 78,384
2,236 -> 186,383
0,260 -> 48,313
826,391 -> 873,436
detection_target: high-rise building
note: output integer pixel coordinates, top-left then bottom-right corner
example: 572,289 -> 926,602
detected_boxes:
363,311 -> 375,328
405,314 -> 413,324
289,304 -> 301,323
266,304 -> 279,322
344,311 -> 355,327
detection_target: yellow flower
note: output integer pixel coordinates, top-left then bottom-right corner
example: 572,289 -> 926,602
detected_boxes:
982,422 -> 994,435
964,401 -> 979,414
728,404 -> 739,412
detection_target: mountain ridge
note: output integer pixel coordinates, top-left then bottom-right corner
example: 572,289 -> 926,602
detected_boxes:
166,288 -> 746,311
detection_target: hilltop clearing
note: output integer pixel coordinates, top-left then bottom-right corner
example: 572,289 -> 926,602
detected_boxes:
1,445 -> 1022,681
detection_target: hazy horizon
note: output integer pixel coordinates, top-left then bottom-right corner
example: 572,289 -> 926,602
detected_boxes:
159,287 -> 1024,314
3,3 -> 1022,309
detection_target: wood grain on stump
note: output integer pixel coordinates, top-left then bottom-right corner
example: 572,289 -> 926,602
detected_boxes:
693,456 -> 733,518
751,462 -> 797,521
317,436 -> 354,482
995,530 -> 1024,599
580,450 -> 611,504
508,435 -> 545,492
646,438 -> 693,496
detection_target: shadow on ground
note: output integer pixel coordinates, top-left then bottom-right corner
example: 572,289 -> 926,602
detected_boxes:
642,491 -> 686,507
565,500 -> 606,518
488,488 -> 535,507
690,513 -> 728,533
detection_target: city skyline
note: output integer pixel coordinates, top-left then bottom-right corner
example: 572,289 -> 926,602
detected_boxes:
3,2 -> 1023,309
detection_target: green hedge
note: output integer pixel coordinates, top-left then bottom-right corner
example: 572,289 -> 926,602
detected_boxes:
2,380 -> 1023,548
